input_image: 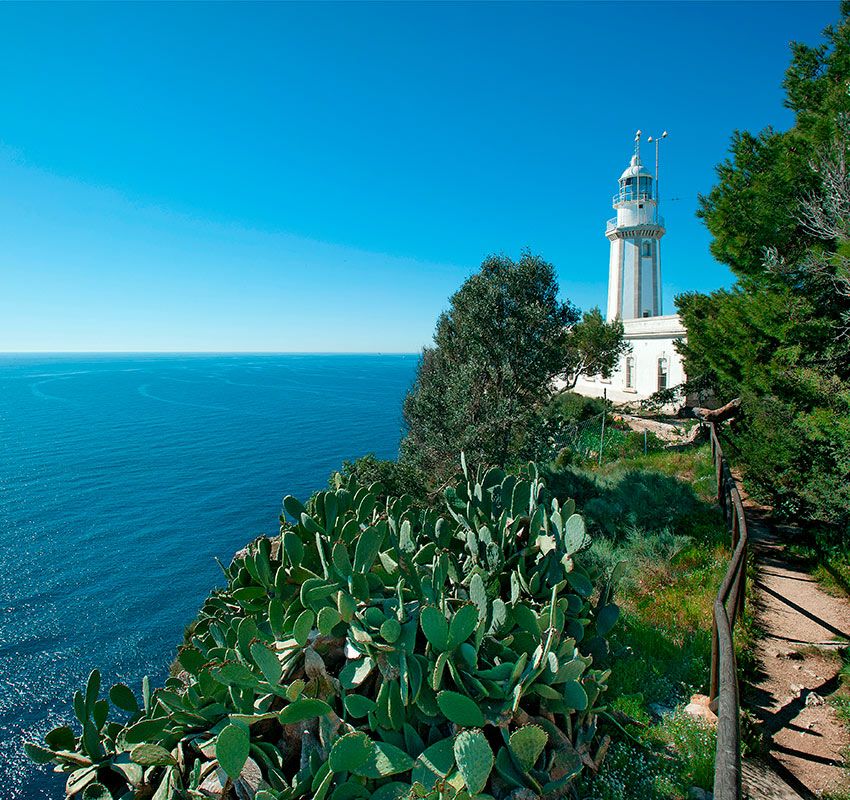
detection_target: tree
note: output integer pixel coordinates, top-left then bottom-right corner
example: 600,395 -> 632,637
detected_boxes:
677,6 -> 850,533
400,252 -> 579,481
561,307 -> 627,389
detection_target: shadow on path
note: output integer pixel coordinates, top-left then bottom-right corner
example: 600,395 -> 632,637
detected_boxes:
739,493 -> 850,799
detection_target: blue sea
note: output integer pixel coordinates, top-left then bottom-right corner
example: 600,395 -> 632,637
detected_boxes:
0,354 -> 417,798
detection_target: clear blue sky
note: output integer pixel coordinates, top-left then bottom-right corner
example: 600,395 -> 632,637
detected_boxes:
0,1 -> 838,352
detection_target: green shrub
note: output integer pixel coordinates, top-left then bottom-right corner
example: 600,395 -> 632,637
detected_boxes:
546,392 -> 607,424
577,710 -> 716,800
601,428 -> 665,462
652,709 -> 716,790
733,394 -> 850,534
543,464 -> 708,543
400,253 -> 581,482
334,454 -> 427,503
575,740 -> 679,800
26,461 -> 619,800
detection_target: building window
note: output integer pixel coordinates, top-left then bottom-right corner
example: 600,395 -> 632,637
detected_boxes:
625,356 -> 635,389
642,241 -> 651,257
657,357 -> 668,391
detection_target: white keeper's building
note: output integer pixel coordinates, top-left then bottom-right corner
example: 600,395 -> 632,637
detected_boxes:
572,138 -> 687,405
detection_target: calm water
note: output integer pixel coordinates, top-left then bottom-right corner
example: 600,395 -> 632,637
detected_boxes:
0,354 -> 416,798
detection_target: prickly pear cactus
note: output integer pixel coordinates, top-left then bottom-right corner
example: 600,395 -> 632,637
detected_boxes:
26,459 -> 619,799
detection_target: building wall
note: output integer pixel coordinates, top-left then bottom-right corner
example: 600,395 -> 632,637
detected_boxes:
623,239 -> 637,318
617,198 -> 657,227
606,238 -> 623,321
592,153 -> 683,406
570,314 -> 687,406
639,239 -> 657,318
606,231 -> 662,320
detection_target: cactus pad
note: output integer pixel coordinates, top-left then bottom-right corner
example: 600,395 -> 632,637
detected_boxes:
454,729 -> 494,795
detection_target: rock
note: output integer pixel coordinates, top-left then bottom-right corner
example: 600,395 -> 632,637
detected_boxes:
235,757 -> 263,800
197,740 -> 217,759
684,694 -> 718,725
684,701 -> 718,725
198,764 -> 228,798
688,787 -> 713,800
789,683 -> 804,696
805,691 -> 825,707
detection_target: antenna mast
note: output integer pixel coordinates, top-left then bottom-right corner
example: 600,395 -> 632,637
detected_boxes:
647,130 -> 668,224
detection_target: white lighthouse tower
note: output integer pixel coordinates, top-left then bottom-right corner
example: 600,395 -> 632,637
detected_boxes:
605,132 -> 665,321
571,130 -> 688,406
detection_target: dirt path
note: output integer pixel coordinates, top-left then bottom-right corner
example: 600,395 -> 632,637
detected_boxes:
742,499 -> 850,799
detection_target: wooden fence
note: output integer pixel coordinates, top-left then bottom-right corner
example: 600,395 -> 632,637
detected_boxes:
707,421 -> 749,800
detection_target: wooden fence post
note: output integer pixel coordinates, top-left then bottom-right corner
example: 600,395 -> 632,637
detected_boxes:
710,615 -> 720,703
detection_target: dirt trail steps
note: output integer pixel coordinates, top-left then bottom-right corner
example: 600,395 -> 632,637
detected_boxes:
741,499 -> 849,799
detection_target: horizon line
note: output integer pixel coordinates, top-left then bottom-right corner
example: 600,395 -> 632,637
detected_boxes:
0,350 -> 422,356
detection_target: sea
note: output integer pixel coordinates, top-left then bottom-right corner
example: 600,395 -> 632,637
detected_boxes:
0,353 -> 417,798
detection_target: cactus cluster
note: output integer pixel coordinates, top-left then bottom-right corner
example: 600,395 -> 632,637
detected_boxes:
26,459 -> 619,800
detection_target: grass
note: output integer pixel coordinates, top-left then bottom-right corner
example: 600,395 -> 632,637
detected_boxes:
576,716 -> 716,800
554,423 -> 667,468
554,439 -> 748,798
565,427 -> 848,797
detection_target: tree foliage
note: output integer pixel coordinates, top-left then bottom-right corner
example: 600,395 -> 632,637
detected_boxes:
677,7 -> 850,532
562,308 -> 628,389
400,252 -> 580,479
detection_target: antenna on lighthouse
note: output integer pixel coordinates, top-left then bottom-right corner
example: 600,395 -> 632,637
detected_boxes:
634,129 -> 642,161
647,130 -> 668,223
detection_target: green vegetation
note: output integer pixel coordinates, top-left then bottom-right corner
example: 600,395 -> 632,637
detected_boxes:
399,252 -> 624,484
26,461 -> 622,799
27,227 -> 729,798
570,444 -> 734,799
560,308 -> 628,391
343,439 -> 730,799
28,429 -> 731,800
676,6 -> 850,540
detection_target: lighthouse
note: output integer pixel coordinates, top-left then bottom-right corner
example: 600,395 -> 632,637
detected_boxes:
605,132 -> 665,321
570,130 -> 688,406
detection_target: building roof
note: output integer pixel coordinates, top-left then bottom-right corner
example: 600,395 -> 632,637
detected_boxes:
619,154 -> 653,182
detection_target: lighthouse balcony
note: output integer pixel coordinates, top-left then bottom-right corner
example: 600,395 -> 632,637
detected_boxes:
612,190 -> 654,206
606,216 -> 665,234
